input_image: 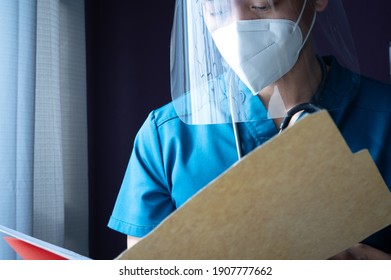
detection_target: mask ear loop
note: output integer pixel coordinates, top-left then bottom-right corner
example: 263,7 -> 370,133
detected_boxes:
293,0 -> 308,32
277,2 -> 321,133
293,0 -> 317,55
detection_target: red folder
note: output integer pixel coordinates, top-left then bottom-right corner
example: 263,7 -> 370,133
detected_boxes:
0,225 -> 90,260
4,237 -> 67,260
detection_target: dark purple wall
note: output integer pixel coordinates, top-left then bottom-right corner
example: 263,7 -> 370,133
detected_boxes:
85,0 -> 175,259
343,0 -> 391,83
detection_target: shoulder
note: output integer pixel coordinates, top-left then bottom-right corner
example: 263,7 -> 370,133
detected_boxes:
137,102 -> 205,153
135,102 -> 183,141
355,75 -> 391,112
142,102 -> 185,130
324,56 -> 391,113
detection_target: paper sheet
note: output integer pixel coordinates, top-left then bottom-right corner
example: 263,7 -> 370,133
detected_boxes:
117,111 -> 391,260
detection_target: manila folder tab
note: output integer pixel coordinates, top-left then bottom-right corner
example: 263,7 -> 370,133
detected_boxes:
118,111 -> 391,260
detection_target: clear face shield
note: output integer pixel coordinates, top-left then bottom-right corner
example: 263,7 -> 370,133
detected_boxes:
170,0 -> 359,125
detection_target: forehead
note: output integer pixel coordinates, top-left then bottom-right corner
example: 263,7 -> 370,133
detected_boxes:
201,0 -> 304,30
201,0 -> 304,19
201,0 -> 303,10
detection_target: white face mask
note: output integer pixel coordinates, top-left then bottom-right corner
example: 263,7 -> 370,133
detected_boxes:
211,0 -> 316,95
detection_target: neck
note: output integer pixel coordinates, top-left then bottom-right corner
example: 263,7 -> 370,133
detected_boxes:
259,45 -> 323,111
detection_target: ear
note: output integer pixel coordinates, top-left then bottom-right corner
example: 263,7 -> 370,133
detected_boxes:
314,0 -> 329,12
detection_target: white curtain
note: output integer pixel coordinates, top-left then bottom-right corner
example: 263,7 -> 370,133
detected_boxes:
0,0 -> 88,259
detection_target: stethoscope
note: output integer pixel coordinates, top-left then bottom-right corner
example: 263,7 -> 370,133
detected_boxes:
232,102 -> 321,161
278,102 -> 321,132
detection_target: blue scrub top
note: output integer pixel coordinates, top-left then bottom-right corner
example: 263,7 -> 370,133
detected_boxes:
108,56 -> 391,253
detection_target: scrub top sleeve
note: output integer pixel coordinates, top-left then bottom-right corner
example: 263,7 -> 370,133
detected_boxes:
108,111 -> 175,238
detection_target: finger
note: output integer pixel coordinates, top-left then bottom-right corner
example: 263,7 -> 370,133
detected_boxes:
348,244 -> 391,260
328,250 -> 355,260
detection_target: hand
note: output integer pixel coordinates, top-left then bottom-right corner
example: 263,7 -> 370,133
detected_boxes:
329,243 -> 391,260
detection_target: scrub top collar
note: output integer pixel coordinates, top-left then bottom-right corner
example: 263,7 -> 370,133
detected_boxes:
311,56 -> 360,111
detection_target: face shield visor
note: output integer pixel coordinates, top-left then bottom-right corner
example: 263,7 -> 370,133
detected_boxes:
170,0 -> 360,125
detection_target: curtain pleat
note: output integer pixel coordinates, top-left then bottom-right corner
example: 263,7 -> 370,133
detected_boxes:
34,0 -> 65,247
0,0 -> 36,260
58,0 -> 88,255
34,0 -> 88,255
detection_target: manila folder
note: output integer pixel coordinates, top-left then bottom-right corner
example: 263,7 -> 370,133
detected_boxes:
118,111 -> 391,259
